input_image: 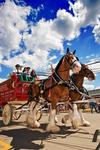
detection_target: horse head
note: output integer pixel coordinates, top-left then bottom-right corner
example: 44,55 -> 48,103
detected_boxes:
64,48 -> 81,73
55,48 -> 81,74
80,64 -> 96,81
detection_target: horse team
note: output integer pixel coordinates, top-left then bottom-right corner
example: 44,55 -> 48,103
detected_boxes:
26,48 -> 96,133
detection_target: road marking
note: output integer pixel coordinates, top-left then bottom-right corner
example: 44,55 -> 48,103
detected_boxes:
0,141 -> 12,150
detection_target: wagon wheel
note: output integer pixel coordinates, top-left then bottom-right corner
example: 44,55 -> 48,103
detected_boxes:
13,110 -> 22,120
36,109 -> 42,121
2,104 -> 13,125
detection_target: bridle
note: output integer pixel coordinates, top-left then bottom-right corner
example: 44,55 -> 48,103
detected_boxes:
60,54 -> 79,72
80,66 -> 95,80
49,54 -> 80,88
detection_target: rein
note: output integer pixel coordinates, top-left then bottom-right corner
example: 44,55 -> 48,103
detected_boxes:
16,70 -> 71,110
69,79 -> 92,99
40,71 -> 71,94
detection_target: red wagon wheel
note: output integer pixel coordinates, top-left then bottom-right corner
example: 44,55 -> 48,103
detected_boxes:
2,104 -> 13,125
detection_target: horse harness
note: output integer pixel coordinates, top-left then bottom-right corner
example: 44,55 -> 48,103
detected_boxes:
16,69 -> 90,111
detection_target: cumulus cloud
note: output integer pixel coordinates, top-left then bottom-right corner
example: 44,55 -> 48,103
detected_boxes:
23,19 -> 63,53
52,9 -> 84,41
70,0 -> 100,43
81,0 -> 100,44
0,78 -> 7,83
0,0 -> 31,66
1,0 -> 100,74
0,0 -> 64,71
93,21 -> 100,44
80,0 -> 100,26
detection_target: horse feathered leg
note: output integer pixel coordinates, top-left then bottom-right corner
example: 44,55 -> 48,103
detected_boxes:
69,104 -> 80,129
78,109 -> 90,126
46,108 -> 60,133
26,101 -> 40,128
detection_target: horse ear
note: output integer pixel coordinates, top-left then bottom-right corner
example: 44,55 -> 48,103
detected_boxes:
67,48 -> 69,54
73,50 -> 76,55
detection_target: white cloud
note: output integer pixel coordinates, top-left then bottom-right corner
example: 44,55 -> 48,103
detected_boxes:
80,0 -> 100,26
93,21 -> 100,44
86,54 -> 95,59
49,55 -> 57,61
95,86 -> 100,89
23,19 -> 63,53
67,42 -> 71,46
0,0 -> 31,61
80,0 -> 100,43
52,9 -> 83,41
3,51 -> 49,71
83,83 -> 95,90
0,78 -> 6,83
1,0 -> 100,74
70,0 -> 100,44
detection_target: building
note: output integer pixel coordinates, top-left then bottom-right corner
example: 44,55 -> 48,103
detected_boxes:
88,89 -> 100,103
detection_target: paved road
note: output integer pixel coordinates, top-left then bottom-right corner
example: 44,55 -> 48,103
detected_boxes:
0,112 -> 100,150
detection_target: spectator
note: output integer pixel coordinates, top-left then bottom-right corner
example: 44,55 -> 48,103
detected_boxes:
89,102 -> 98,113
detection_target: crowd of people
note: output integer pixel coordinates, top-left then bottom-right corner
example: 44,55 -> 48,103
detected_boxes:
14,64 -> 38,83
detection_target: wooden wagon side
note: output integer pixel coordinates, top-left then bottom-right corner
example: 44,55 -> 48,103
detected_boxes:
0,75 -> 30,125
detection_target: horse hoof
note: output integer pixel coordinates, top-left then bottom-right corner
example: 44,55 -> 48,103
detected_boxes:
83,121 -> 90,127
62,114 -> 69,124
46,125 -> 60,133
26,117 -> 34,127
71,119 -> 79,129
34,121 -> 40,128
26,117 -> 40,128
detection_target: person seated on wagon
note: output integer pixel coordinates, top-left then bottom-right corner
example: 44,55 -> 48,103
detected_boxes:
14,64 -> 24,82
23,67 -> 31,82
30,69 -> 39,82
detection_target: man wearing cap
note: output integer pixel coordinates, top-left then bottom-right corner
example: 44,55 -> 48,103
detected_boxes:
15,64 -> 24,82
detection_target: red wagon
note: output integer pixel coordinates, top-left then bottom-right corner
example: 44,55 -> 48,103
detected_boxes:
0,74 -> 41,125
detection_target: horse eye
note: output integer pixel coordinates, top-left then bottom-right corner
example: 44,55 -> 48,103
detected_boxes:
83,68 -> 86,70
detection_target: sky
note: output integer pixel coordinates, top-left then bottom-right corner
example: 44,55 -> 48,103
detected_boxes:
0,0 -> 100,90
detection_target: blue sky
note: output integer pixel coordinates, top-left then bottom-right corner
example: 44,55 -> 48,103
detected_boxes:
0,0 -> 100,90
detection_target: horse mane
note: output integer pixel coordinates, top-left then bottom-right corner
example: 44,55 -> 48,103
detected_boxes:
55,56 -> 64,72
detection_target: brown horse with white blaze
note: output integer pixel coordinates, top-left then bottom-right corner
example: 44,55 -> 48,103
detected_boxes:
27,48 -> 81,132
62,64 -> 96,128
